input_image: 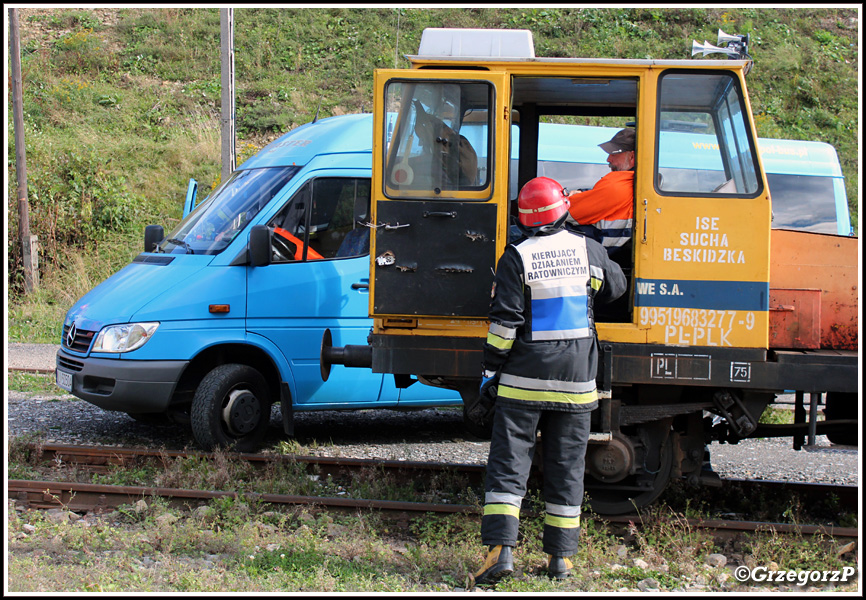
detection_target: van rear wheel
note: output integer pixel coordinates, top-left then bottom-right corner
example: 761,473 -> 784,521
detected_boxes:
191,364 -> 271,452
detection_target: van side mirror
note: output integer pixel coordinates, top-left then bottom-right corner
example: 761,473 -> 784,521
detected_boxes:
144,225 -> 164,252
249,225 -> 271,267
183,178 -> 198,218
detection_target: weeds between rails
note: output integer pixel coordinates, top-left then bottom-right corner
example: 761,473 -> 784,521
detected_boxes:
8,437 -> 858,529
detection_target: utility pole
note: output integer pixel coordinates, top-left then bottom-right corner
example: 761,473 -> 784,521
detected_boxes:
9,7 -> 39,292
220,8 -> 235,184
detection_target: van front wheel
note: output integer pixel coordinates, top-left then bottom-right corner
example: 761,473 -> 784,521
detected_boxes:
191,364 -> 271,452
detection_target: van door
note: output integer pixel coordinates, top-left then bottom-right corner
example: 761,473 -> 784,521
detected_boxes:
246,174 -> 387,406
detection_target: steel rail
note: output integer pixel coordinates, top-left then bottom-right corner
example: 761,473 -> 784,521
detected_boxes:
31,442 -> 488,485
8,479 -> 858,539
7,479 -> 477,516
30,443 -> 858,510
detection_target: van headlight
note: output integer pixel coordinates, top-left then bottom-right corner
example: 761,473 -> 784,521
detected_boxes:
92,322 -> 160,353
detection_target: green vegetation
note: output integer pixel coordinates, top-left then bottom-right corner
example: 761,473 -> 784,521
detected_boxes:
6,434 -> 859,592
7,489 -> 858,592
7,6 -> 859,341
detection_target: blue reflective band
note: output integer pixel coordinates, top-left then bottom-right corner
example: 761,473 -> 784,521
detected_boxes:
634,279 -> 769,311
532,295 -> 590,331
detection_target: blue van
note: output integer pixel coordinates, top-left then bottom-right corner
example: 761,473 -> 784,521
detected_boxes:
56,114 -> 851,452
55,113 -> 462,452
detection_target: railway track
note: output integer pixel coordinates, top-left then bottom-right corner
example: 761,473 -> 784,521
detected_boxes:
8,443 -> 859,539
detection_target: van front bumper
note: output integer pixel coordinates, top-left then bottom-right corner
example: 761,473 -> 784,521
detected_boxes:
55,349 -> 189,413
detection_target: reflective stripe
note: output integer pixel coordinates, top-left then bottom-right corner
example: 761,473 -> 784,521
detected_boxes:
546,502 -> 582,517
544,513 -> 581,529
500,373 -> 597,394
484,504 -> 521,518
486,331 -> 515,350
589,265 -> 604,292
519,198 -> 568,215
597,218 -> 633,248
531,284 -> 587,300
489,322 -> 517,340
485,492 -> 523,507
498,385 -> 598,405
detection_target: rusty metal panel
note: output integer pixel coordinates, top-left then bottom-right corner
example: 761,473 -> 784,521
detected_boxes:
769,230 -> 858,350
769,288 -> 822,349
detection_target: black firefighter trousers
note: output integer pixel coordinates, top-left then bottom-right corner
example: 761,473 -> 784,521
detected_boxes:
481,404 -> 591,557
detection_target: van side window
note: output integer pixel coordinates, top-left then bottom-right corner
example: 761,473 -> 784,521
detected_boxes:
269,177 -> 371,262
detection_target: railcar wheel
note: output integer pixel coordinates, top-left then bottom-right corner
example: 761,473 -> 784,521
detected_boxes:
585,429 -> 675,515
191,364 -> 271,452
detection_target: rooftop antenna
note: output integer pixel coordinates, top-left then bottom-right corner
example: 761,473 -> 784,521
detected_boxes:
311,101 -> 321,124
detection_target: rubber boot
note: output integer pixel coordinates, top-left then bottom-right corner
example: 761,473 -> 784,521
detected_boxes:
472,545 -> 514,586
546,555 -> 573,580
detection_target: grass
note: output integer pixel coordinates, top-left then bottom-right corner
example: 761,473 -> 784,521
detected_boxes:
7,488 -> 858,593
6,7 -> 860,337
6,430 -> 859,592
6,372 -> 67,395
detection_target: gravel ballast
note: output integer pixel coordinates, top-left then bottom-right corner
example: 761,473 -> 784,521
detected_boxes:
6,392 -> 858,486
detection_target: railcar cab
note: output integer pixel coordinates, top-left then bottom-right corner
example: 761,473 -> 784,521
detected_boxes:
368,28 -> 768,368
356,28 -> 773,515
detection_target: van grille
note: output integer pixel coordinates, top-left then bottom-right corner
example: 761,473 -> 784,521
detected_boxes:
62,323 -> 96,353
57,355 -> 84,372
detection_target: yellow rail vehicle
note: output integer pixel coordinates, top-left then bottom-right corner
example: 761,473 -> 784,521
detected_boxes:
323,29 -> 859,514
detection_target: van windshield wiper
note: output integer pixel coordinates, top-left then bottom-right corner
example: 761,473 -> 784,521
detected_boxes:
166,238 -> 194,254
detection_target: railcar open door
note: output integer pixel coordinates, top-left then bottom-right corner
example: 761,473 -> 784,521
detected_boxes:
370,70 -> 510,320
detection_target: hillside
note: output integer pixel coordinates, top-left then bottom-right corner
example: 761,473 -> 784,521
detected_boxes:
6,7 -> 860,341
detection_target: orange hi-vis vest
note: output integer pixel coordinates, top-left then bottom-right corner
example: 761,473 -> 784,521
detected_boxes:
566,170 -> 634,249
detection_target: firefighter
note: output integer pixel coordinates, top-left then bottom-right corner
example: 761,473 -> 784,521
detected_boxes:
470,176 -> 627,585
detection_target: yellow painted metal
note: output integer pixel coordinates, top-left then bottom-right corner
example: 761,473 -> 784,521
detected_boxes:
371,59 -> 772,350
370,69 -> 510,322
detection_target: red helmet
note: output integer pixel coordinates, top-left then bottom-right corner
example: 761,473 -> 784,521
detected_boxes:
517,177 -> 570,227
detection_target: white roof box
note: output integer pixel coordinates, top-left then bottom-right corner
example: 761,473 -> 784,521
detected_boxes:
417,28 -> 535,58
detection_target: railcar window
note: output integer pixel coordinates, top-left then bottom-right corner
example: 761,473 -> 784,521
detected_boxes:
383,81 -> 493,199
656,72 -> 760,197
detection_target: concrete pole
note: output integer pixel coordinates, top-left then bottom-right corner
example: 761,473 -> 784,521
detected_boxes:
9,7 -> 39,292
220,8 -> 235,184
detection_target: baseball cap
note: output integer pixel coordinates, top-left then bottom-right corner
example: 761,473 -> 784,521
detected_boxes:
599,128 -> 635,154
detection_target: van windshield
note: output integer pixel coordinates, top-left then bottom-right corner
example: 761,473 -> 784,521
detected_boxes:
160,167 -> 300,255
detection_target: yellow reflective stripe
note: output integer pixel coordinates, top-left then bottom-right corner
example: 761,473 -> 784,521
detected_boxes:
486,331 -> 515,350
545,514 -> 581,529
498,385 -> 597,405
590,277 -> 602,291
484,503 -> 521,519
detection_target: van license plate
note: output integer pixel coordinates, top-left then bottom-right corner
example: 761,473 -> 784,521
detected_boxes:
56,370 -> 73,392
